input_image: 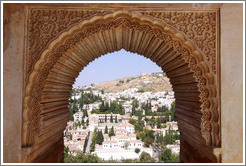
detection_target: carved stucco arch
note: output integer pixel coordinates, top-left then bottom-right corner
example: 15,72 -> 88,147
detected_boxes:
22,10 -> 220,162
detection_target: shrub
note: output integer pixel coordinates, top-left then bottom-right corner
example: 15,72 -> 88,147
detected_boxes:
135,148 -> 140,154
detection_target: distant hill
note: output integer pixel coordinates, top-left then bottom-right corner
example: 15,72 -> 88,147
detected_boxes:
92,72 -> 173,93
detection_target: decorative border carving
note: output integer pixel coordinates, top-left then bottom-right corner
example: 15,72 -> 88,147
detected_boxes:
27,9 -> 112,77
140,11 -> 217,74
23,9 -> 220,154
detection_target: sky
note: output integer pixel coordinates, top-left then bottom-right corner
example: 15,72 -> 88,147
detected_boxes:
73,49 -> 163,87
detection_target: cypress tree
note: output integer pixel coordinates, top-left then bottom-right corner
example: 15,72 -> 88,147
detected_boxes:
105,125 -> 108,134
109,126 -> 115,137
157,116 -> 161,129
96,130 -> 104,145
110,114 -> 113,123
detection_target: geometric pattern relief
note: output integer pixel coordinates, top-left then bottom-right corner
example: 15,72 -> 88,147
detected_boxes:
24,9 -> 221,162
27,9 -> 113,77
140,11 -> 217,74
27,9 -> 218,80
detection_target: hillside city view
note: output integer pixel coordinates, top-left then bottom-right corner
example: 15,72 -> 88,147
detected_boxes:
63,72 -> 180,163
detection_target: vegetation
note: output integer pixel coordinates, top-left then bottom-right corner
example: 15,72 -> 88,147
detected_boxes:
119,80 -> 124,83
110,114 -> 113,123
69,90 -> 102,120
138,129 -> 155,147
137,87 -> 155,93
96,130 -> 104,145
109,126 -> 115,137
64,150 -> 156,163
156,129 -> 180,148
159,149 -> 179,163
104,125 -> 108,134
135,148 -> 140,154
64,150 -> 104,163
129,118 -> 137,125
131,100 -> 139,116
90,128 -> 98,152
93,100 -> 124,115
139,152 -> 155,163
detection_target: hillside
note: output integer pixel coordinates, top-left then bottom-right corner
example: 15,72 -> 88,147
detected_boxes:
92,72 -> 173,93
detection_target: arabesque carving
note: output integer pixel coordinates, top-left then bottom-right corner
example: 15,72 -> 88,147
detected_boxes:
27,9 -> 112,77
23,9 -> 220,162
140,11 -> 217,74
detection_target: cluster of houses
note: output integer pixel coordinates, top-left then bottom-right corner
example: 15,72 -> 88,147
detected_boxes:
89,113 -> 154,160
73,87 -> 175,115
64,83 -> 179,160
64,121 -> 90,155
64,111 -> 180,159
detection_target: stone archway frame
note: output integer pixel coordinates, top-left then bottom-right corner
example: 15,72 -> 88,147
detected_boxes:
22,9 -> 220,161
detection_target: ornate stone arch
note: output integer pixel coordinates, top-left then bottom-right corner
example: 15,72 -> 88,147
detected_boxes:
22,10 -> 220,162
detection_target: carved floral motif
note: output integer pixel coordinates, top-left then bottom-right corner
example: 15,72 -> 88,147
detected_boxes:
140,11 -> 217,74
27,9 -> 112,76
24,10 -> 220,152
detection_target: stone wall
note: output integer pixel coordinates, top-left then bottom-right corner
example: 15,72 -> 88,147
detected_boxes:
3,4 -> 26,163
220,3 -> 244,163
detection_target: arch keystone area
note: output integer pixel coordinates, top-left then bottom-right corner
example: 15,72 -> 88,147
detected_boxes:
22,9 -> 221,162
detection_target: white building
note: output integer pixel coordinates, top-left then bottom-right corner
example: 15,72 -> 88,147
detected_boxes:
73,112 -> 83,121
93,133 -> 153,160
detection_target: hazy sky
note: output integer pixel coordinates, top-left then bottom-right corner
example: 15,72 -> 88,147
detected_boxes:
73,49 -> 162,87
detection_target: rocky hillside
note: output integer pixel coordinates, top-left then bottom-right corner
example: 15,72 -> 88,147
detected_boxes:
92,72 -> 173,93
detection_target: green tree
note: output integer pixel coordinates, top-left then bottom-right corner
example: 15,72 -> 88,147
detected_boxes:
90,128 -> 97,152
105,125 -> 108,134
170,101 -> 175,121
147,130 -> 155,139
132,105 -> 136,115
173,131 -> 180,141
69,108 -> 74,121
115,115 -> 118,123
110,114 -> 113,123
138,115 -> 142,124
96,130 -> 104,145
129,118 -> 137,125
143,136 -> 154,147
134,123 -> 143,132
64,146 -> 69,157
157,116 -> 161,129
105,115 -> 107,122
136,131 -> 141,140
139,152 -> 155,163
83,109 -> 88,117
159,149 -> 179,162
109,126 -> 115,137
105,102 -> 109,111
140,132 -> 146,141
64,151 -> 103,163
135,148 -> 140,154
86,119 -> 89,126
